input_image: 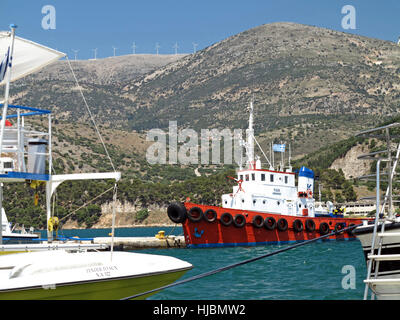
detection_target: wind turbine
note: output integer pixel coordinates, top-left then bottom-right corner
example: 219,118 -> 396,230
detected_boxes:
72,49 -> 79,61
92,48 -> 98,60
112,46 -> 117,57
192,42 -> 198,54
155,42 -> 160,55
132,42 -> 137,54
173,42 -> 179,55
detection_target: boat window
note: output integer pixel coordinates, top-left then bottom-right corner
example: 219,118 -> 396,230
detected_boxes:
263,200 -> 266,204
285,176 -> 288,184
240,175 -> 243,181
245,174 -> 249,181
253,200 -> 256,204
270,174 -> 274,182
261,174 -> 265,181
252,173 -> 255,181
242,199 -> 245,203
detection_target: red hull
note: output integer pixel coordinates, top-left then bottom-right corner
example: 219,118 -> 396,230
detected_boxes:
179,202 -> 368,248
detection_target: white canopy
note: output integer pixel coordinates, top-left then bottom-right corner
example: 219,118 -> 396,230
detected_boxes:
0,31 -> 65,85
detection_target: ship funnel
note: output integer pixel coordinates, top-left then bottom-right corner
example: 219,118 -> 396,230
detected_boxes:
298,166 -> 314,195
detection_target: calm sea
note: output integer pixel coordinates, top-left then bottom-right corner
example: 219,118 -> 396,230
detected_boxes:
39,226 -> 367,300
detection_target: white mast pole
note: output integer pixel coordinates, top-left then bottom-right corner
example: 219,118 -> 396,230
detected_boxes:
0,24 -> 17,160
246,100 -> 254,169
0,24 -> 17,245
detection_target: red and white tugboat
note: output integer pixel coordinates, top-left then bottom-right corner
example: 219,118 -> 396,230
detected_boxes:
167,101 -> 368,248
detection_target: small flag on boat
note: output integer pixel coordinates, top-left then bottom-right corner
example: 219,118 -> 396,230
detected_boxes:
272,144 -> 286,152
0,47 -> 9,82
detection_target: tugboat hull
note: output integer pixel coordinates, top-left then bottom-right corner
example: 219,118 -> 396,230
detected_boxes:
169,202 -> 366,248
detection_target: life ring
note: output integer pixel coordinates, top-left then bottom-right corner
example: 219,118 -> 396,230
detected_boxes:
277,218 -> 288,232
252,215 -> 264,228
204,209 -> 217,223
319,222 -> 330,235
293,219 -> 303,232
220,212 -> 233,227
264,217 -> 277,230
187,207 -> 204,222
306,190 -> 313,198
233,214 -> 246,228
334,223 -> 345,234
167,203 -> 187,224
305,219 -> 316,232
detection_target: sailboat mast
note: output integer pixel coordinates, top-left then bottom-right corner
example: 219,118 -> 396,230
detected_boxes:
0,25 -> 16,158
0,25 -> 17,245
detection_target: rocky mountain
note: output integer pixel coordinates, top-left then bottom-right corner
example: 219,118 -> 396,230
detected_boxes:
120,22 -> 400,156
9,22 -> 400,158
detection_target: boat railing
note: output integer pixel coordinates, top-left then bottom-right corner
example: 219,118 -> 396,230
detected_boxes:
355,122 -> 400,299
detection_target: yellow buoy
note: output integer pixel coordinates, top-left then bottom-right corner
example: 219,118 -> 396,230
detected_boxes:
155,230 -> 165,239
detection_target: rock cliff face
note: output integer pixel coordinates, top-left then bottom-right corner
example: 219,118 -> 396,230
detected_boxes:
329,143 -> 371,179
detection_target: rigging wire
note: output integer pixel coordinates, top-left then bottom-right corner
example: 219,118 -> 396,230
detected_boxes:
65,56 -> 116,173
120,222 -> 363,300
64,56 -> 119,256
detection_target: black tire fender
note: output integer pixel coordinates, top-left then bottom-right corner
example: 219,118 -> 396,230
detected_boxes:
252,215 -> 264,228
204,209 -> 217,223
277,218 -> 288,232
187,207 -> 204,222
167,203 -> 187,224
220,212 -> 233,227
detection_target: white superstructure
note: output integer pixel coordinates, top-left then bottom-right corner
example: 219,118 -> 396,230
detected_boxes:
222,101 -> 331,218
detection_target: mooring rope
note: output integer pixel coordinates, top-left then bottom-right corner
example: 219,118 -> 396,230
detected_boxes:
120,222 -> 364,300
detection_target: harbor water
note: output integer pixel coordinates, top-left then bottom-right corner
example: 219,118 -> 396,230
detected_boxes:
40,226 -> 367,300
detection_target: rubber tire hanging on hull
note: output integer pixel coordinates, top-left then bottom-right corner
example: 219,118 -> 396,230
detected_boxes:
264,217 -> 277,230
293,219 -> 303,232
220,212 -> 233,227
167,203 -> 187,224
233,214 -> 246,228
334,223 -> 345,234
347,223 -> 355,236
305,219 -> 316,232
252,215 -> 264,228
204,209 -> 217,223
187,207 -> 203,222
277,218 -> 288,232
319,222 -> 330,235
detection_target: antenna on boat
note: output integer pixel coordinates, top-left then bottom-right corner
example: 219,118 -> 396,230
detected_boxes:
245,99 -> 255,169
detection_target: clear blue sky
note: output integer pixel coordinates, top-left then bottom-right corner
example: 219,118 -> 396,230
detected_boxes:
2,0 -> 400,60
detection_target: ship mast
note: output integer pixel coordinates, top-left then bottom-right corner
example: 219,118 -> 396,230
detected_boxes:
246,100 -> 255,169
